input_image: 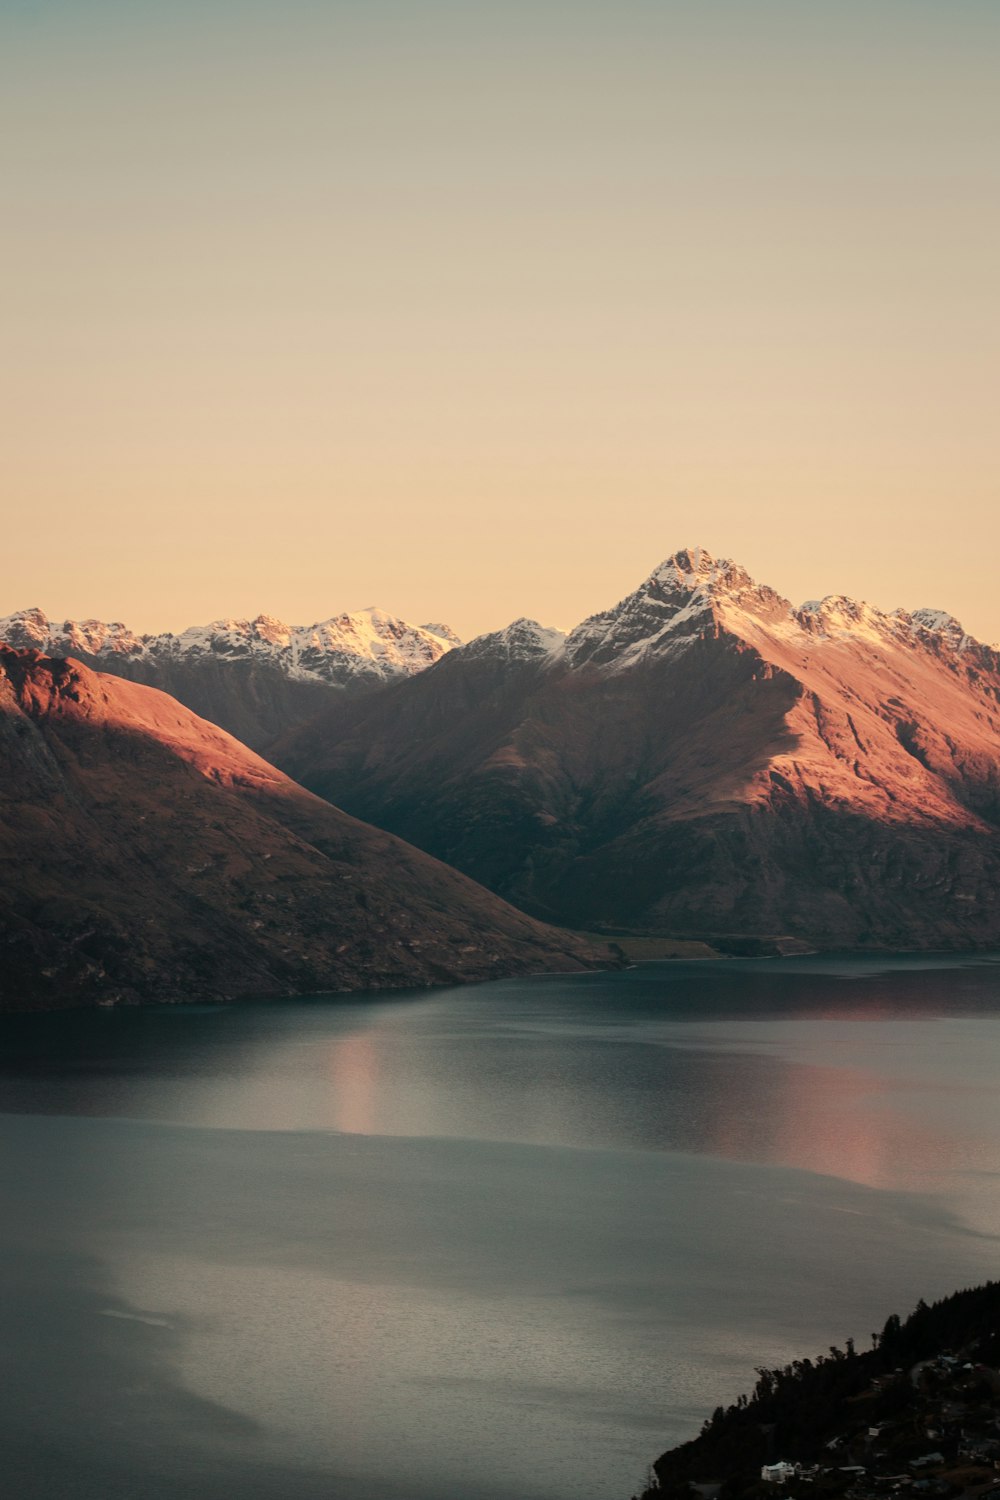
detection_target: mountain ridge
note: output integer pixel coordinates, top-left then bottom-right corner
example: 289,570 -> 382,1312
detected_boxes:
0,604 -> 459,686
0,605 -> 460,750
560,546 -> 999,673
269,547 -> 1000,949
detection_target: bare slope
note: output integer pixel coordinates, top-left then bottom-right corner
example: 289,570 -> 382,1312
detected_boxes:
0,647 -> 595,1011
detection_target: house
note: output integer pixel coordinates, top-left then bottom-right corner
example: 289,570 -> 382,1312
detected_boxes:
762,1462 -> 800,1484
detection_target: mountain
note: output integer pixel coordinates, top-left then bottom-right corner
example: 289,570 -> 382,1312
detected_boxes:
0,607 -> 458,749
270,547 -> 1000,949
0,646 -> 596,1012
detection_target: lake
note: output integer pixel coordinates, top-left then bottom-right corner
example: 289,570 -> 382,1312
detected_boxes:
2,954 -> 1000,1500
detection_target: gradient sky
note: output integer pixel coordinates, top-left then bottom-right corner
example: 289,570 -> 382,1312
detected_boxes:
3,0 -> 999,643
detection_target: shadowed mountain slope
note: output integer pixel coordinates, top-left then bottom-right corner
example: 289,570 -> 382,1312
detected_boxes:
0,647 -> 595,1012
271,549 -> 1000,949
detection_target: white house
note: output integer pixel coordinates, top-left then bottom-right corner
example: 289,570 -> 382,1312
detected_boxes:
762,1462 -> 800,1484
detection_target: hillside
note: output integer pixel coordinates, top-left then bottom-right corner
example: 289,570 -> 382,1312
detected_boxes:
636,1283 -> 1000,1500
0,647 -> 597,1011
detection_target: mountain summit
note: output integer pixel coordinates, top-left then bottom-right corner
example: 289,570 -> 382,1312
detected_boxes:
564,547 -> 788,668
272,548 -> 1000,949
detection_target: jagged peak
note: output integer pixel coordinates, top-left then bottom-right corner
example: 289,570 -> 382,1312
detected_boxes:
462,617 -> 566,664
910,607 -> 967,639
0,608 -> 54,653
646,546 -> 771,597
565,547 -> 788,670
421,621 -> 463,646
637,549 -> 795,627
795,594 -> 890,633
0,603 -> 458,687
796,597 -> 995,658
650,545 -> 729,585
904,608 -> 998,656
5,606 -> 50,627
651,543 -> 714,575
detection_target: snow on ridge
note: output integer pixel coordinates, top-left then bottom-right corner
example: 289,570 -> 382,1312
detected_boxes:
0,608 -> 55,651
0,604 -> 458,687
908,607 -> 972,649
559,548 -> 998,674
4,560 -> 994,691
794,596 -> 993,657
461,618 -> 566,664
792,594 -> 898,646
649,545 -> 745,592
420,621 -> 463,646
564,546 -> 790,669
903,608 -> 1000,656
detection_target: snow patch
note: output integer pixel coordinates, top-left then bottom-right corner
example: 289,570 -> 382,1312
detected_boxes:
461,618 -> 566,664
0,605 -> 458,687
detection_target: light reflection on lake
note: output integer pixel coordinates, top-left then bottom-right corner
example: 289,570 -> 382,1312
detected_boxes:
2,954 -> 1000,1500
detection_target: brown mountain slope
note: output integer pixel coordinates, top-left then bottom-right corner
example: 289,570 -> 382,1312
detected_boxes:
0,647 -> 596,1012
56,654 -> 337,752
270,550 -> 1000,948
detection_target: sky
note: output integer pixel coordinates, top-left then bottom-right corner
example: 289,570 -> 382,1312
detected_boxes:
2,0 -> 999,644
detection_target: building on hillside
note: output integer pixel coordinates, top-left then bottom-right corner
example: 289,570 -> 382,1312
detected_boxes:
762,1463 -> 799,1484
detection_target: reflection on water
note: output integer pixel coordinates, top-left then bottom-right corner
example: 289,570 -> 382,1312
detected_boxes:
328,1029 -> 380,1135
2,954 -> 1000,1500
4,956 -> 1000,1194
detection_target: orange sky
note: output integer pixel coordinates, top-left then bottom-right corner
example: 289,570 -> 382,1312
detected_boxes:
3,1 -> 999,644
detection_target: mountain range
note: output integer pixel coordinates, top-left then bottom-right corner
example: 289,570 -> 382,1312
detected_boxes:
0,646 -> 594,1011
267,548 -> 1000,950
4,546 -> 999,996
0,606 -> 459,749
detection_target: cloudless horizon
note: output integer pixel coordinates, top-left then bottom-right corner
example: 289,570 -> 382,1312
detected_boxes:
3,0 -> 999,644
6,536 -> 1000,648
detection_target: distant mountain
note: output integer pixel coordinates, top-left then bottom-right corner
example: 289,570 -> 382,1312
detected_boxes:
271,547 -> 1000,949
0,607 -> 458,749
0,646 -> 595,1012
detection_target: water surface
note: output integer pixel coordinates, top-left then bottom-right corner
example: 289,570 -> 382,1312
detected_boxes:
2,954 -> 1000,1499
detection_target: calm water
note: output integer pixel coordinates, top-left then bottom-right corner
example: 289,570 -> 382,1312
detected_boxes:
3,955 -> 1000,1500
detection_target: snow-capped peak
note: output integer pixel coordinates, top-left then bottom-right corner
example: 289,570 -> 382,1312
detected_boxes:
420,622 -> 463,647
461,618 -> 566,665
564,547 -> 788,670
650,546 -> 743,591
0,605 -> 459,688
906,608 -> 977,652
0,609 -> 147,658
794,594 -> 897,642
559,546 -> 1000,676
647,547 -> 789,610
0,608 -> 53,651
795,597 -> 995,659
